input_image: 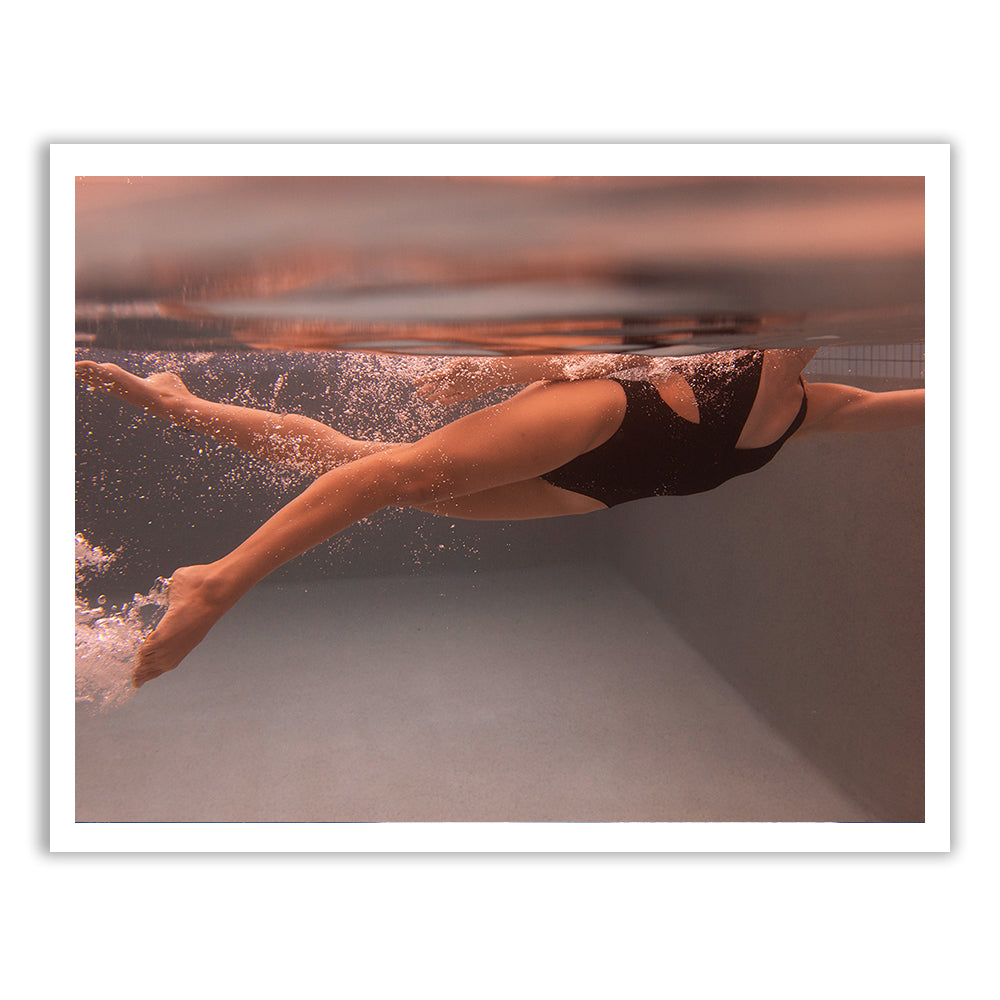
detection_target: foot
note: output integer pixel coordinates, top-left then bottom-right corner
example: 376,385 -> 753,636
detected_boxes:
133,565 -> 235,688
76,361 -> 193,418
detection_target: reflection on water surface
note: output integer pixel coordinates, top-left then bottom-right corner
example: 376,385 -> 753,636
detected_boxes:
76,175 -> 924,355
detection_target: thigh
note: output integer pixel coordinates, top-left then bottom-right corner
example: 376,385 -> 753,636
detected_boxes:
397,378 -> 628,502
416,475 -> 609,520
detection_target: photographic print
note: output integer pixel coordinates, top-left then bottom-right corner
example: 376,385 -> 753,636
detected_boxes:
52,145 -> 947,851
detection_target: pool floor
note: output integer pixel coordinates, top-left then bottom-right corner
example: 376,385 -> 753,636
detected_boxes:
75,560 -> 871,823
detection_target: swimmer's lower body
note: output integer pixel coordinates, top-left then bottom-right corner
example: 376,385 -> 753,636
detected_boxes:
77,361 -> 623,686
75,361 -> 602,520
75,360 -> 390,473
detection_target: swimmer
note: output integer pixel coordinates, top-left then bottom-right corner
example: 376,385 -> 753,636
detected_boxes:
75,350 -> 925,688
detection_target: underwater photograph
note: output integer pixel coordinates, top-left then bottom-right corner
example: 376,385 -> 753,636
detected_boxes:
58,149 -> 941,847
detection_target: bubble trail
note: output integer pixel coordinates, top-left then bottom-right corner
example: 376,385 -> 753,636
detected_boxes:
74,534 -> 169,712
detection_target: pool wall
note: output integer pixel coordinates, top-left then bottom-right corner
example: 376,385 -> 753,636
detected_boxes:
600,378 -> 925,821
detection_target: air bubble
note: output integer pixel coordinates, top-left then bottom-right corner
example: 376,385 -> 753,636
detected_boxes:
74,535 -> 169,712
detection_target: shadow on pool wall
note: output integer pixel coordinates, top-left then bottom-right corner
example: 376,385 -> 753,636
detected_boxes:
601,376 -> 925,822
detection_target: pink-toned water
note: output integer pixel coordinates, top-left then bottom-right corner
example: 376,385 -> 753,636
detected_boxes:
72,175 -> 926,819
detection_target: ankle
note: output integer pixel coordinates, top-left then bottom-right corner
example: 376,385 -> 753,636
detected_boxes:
198,560 -> 257,608
170,563 -> 238,609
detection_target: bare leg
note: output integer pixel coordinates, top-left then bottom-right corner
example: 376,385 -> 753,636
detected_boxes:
76,359 -> 600,520
76,360 -> 390,474
133,378 -> 627,687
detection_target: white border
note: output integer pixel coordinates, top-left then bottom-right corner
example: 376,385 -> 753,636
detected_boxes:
63,141 -> 942,178
52,144 -> 949,853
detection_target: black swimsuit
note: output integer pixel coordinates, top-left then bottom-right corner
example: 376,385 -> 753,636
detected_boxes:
540,351 -> 807,507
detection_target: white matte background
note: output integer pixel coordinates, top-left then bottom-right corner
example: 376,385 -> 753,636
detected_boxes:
7,3 -> 991,997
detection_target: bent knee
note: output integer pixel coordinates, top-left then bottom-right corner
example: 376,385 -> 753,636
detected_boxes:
278,413 -> 332,441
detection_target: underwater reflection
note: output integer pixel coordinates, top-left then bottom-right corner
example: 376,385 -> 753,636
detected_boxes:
76,176 -> 924,354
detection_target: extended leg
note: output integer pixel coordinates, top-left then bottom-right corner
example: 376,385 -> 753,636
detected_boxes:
134,377 -> 627,687
75,359 -> 602,520
76,360 -> 391,474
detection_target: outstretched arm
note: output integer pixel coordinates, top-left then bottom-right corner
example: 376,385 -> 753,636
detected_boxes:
798,382 -> 925,436
414,353 -> 654,405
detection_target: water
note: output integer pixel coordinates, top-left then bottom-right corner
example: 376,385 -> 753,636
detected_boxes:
73,348 -> 523,709
72,339 -> 922,714
76,175 -> 924,355
72,175 -> 926,820
74,534 -> 168,710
